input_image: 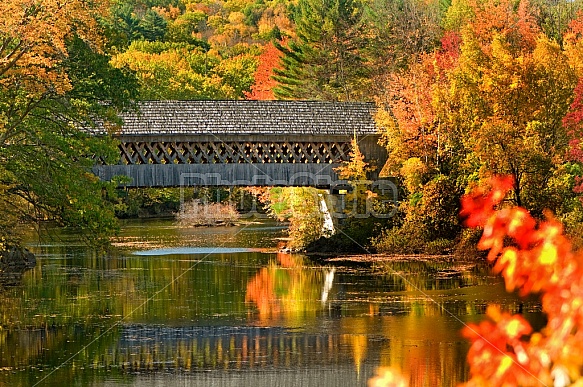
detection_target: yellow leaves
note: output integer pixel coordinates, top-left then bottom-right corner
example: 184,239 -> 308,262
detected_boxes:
368,367 -> 408,387
502,317 -> 530,339
399,157 -> 426,194
0,0 -> 106,98
228,11 -> 245,25
539,242 -> 558,265
335,136 -> 374,181
498,248 -> 517,290
111,40 -> 251,100
563,12 -> 583,77
494,356 -> 513,379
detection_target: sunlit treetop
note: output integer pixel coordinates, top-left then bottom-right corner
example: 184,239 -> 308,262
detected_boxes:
0,0 -> 108,99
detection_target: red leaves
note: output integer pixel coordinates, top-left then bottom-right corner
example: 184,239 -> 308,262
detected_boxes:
459,175 -> 514,228
460,175 -> 583,385
245,41 -> 283,100
563,80 -> 583,198
462,306 -> 541,387
436,31 -> 461,70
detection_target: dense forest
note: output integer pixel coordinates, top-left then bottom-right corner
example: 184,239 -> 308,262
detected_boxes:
3,0 -> 583,252
5,1 -> 583,384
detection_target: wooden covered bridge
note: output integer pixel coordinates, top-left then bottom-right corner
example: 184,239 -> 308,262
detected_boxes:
92,100 -> 387,188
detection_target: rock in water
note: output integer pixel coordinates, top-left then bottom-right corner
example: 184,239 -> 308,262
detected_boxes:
0,246 -> 36,272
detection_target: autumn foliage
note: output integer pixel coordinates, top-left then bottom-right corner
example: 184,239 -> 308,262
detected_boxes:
0,0 -> 106,99
245,41 -> 283,100
369,176 -> 583,386
457,176 -> 583,386
564,79 -> 583,196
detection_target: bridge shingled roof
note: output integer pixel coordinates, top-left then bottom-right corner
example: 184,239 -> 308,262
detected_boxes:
116,100 -> 378,135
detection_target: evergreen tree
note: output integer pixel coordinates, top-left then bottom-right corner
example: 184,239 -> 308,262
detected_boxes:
139,9 -> 168,42
273,0 -> 369,101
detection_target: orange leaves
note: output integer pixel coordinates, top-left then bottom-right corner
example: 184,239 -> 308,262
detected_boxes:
0,0 -> 106,98
460,175 -> 583,385
245,266 -> 280,319
462,176 -> 573,294
564,11 -> 583,74
376,52 -> 443,176
462,306 -> 541,387
244,41 -> 283,100
459,175 -> 514,228
463,0 -> 539,53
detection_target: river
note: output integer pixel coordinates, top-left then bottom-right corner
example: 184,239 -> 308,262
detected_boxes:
0,219 -> 544,386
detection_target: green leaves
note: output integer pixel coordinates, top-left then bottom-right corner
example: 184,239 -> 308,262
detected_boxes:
274,0 -> 369,101
0,10 -> 138,245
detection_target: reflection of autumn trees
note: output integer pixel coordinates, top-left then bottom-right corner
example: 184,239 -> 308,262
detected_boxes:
3,222 -> 547,385
245,252 -> 331,323
375,314 -> 470,386
338,314 -> 471,385
375,259 -> 493,293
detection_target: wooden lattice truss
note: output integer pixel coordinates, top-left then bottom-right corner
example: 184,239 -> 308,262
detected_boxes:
111,141 -> 352,165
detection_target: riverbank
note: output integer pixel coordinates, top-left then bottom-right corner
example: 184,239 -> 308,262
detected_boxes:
317,253 -> 455,263
305,251 -> 488,268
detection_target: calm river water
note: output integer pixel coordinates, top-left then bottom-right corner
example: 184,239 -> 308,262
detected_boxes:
0,219 -> 543,387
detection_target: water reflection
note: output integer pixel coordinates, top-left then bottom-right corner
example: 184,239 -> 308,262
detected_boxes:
133,247 -> 263,256
0,220 -> 544,387
245,253 -> 336,324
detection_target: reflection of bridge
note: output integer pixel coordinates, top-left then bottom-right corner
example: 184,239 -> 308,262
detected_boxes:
92,101 -> 387,188
115,325 -> 370,371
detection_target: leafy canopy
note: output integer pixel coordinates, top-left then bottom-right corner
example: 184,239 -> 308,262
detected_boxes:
0,0 -> 139,246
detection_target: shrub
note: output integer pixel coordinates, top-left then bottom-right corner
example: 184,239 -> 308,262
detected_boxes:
176,199 -> 239,227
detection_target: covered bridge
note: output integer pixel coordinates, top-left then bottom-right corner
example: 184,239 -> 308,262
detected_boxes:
92,100 -> 387,188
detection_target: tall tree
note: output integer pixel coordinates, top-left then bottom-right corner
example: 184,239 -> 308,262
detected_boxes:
273,0 -> 368,101
245,41 -> 283,100
442,0 -> 578,212
0,0 -> 138,245
362,0 -> 444,95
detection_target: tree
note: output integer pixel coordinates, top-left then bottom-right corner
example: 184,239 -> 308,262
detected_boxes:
139,9 -> 169,42
435,0 -> 578,214
165,10 -> 208,45
564,10 -> 583,74
335,135 -> 374,180
111,40 -> 258,100
374,0 -> 582,253
273,0 -> 369,101
245,41 -> 283,100
0,0 -> 138,246
530,0 -> 583,45
362,0 -> 444,95
563,79 -> 583,197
